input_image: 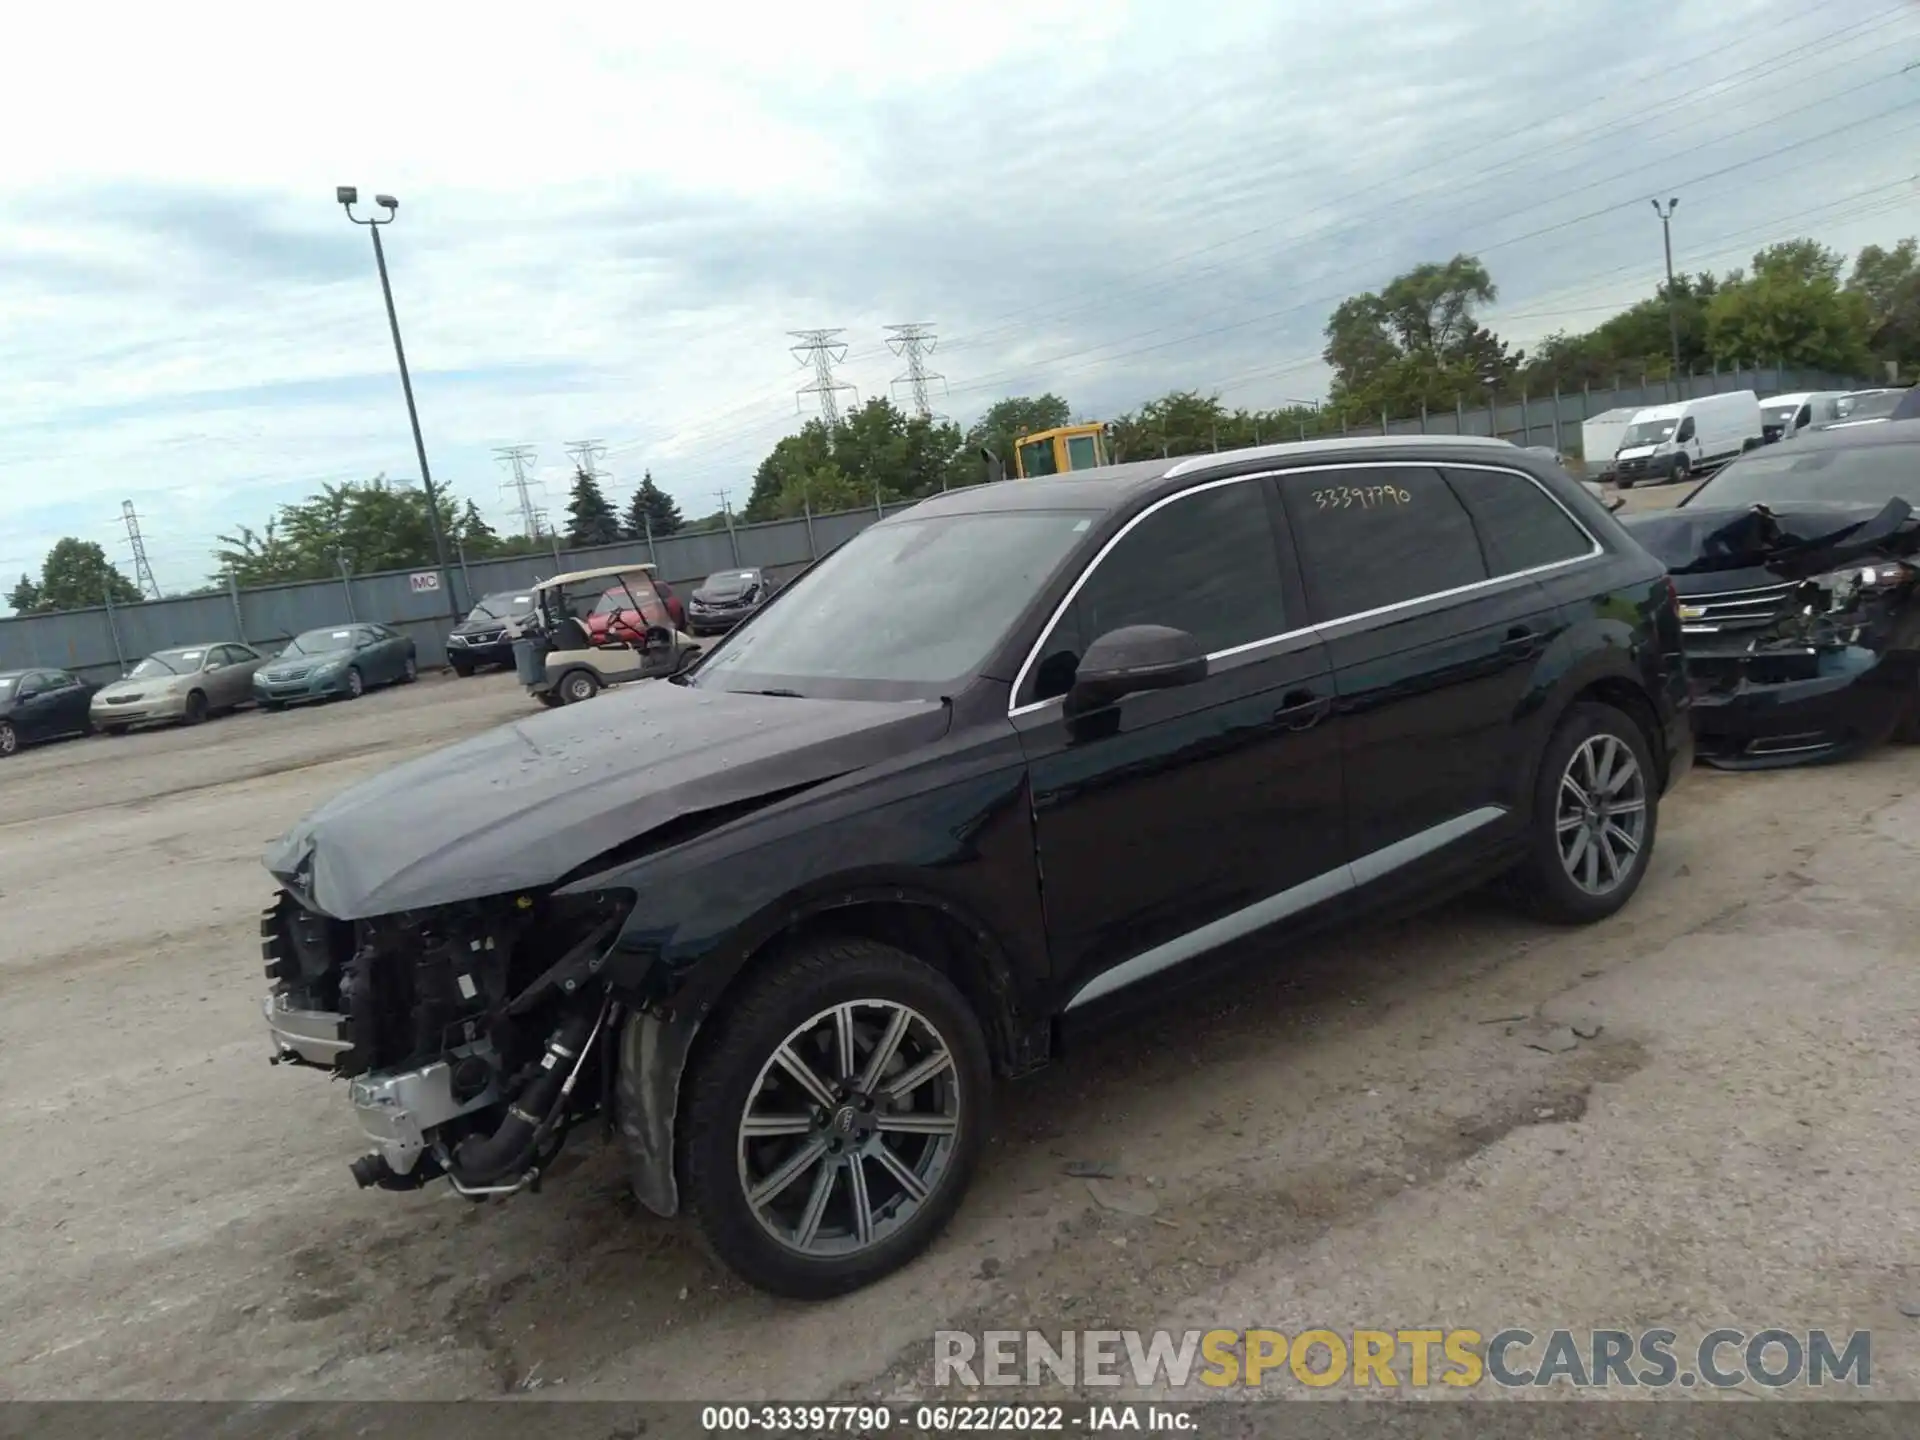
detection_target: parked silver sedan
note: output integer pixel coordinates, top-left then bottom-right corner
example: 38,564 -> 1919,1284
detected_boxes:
89,642 -> 267,734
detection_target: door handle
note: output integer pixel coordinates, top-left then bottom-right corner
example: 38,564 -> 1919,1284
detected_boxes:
1500,625 -> 1544,657
1273,690 -> 1330,731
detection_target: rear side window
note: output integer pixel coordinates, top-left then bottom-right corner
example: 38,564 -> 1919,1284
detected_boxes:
1445,467 -> 1593,576
1027,479 -> 1288,702
1279,466 -> 1486,622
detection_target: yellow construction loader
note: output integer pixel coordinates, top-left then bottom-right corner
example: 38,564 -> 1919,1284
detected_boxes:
1012,422 -> 1113,478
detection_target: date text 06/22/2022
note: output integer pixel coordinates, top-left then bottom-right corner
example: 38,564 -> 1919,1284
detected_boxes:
699,1404 -> 1193,1432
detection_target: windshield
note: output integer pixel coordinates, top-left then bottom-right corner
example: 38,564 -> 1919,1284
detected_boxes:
702,570 -> 757,589
286,629 -> 357,656
1834,391 -> 1904,422
1620,418 -> 1678,448
0,675 -> 17,697
468,593 -> 531,622
1019,438 -> 1059,477
129,648 -> 204,678
1761,404 -> 1799,426
1682,441 -> 1920,510
692,509 -> 1095,697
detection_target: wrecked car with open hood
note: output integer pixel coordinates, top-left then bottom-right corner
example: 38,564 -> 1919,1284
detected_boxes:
260,435 -> 1692,1299
1619,421 -> 1920,769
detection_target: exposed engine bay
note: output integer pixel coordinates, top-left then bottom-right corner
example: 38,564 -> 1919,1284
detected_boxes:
1623,498 -> 1920,768
263,885 -> 633,1196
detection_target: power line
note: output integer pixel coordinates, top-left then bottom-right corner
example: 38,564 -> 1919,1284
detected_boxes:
790,329 -> 859,427
564,438 -> 609,485
120,500 -> 161,600
885,324 -> 947,420
493,444 -> 542,539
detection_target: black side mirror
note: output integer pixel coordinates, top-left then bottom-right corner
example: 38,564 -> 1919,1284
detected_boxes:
1065,625 -> 1207,716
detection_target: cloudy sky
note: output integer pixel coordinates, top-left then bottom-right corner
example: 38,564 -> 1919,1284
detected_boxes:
3,0 -> 1917,599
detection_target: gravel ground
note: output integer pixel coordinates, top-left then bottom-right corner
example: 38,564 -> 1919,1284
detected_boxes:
4,542 -> 1918,1409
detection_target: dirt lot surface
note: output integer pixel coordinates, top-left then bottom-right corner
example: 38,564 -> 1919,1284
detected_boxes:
6,525 -> 1920,1408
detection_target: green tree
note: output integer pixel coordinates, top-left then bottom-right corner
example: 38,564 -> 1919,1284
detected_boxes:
1323,254 -> 1522,419
624,470 -> 684,537
744,401 -> 970,521
964,394 -> 1072,473
1523,274 -> 1719,390
7,574 -> 43,614
1849,238 -> 1920,376
19,538 -> 144,611
214,475 -> 468,585
745,421 -> 840,520
565,466 -> 622,547
1706,240 -> 1871,373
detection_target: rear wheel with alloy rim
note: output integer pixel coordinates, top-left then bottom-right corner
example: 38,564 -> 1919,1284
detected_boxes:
677,937 -> 990,1298
1510,701 -> 1658,923
344,667 -> 364,700
401,655 -> 418,683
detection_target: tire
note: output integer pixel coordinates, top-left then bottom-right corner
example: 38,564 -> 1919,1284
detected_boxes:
401,656 -> 418,684
182,690 -> 209,726
536,691 -> 564,708
677,936 -> 991,1299
560,670 -> 600,704
1670,456 -> 1690,487
451,657 -> 475,678
1510,701 -> 1659,924
1616,476 -> 1635,491
0,721 -> 15,757
99,724 -> 128,737
343,667 -> 364,700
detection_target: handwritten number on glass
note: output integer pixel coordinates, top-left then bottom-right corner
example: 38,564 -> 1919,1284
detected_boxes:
1311,485 -> 1414,510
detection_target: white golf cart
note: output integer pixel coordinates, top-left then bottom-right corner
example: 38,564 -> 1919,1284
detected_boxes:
512,563 -> 704,706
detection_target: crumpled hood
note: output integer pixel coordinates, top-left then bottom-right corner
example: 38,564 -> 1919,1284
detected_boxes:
693,583 -> 757,604
1620,499 -> 1916,579
263,681 -> 950,920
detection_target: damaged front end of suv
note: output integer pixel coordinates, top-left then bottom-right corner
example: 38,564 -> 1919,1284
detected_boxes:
1622,494 -> 1920,768
262,883 -> 633,1195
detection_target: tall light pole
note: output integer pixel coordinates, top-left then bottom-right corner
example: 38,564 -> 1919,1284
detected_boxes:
1651,196 -> 1682,385
337,186 -> 458,620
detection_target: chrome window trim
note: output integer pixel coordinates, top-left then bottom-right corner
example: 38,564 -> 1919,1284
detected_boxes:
1064,804 -> 1507,1009
1007,461 -> 1603,719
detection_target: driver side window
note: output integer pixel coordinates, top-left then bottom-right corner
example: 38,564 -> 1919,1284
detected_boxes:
1676,417 -> 1696,442
1027,479 -> 1290,703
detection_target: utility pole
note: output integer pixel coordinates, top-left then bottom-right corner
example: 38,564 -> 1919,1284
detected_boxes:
884,323 -> 946,421
335,187 -> 458,621
119,500 -> 161,600
495,445 -> 542,539
1651,197 -> 1682,383
715,489 -> 740,566
789,329 -> 858,427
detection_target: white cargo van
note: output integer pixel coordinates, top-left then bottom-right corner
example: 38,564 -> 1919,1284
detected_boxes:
1760,391 -> 1849,443
1610,390 -> 1762,488
1579,408 -> 1640,484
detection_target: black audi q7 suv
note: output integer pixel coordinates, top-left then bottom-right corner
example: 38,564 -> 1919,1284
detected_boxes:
260,435 -> 1691,1299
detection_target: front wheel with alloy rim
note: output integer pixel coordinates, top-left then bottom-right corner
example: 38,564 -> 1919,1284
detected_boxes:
677,937 -> 991,1298
400,656 -> 418,683
343,666 -> 364,700
0,721 -> 15,757
1671,456 -> 1691,487
1510,701 -> 1658,924
182,690 -> 209,726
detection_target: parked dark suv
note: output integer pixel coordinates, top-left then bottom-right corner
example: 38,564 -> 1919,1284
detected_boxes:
260,435 -> 1690,1300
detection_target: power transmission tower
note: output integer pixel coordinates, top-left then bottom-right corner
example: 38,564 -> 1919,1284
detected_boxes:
494,445 -> 542,538
564,439 -> 608,482
789,329 -> 858,427
884,324 -> 946,420
120,500 -> 161,600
